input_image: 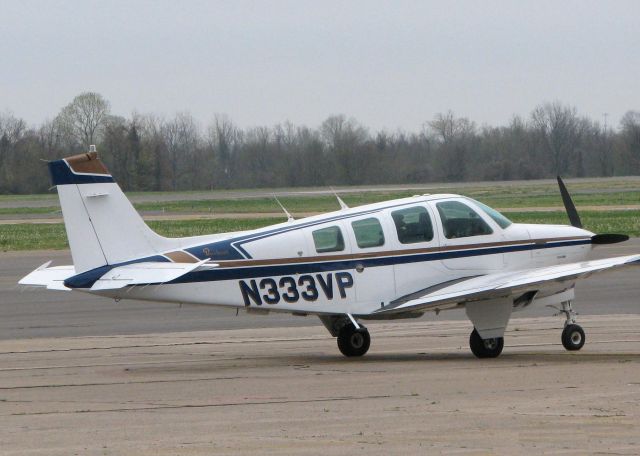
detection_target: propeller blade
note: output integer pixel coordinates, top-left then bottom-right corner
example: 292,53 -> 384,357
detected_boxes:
557,176 -> 582,228
591,233 -> 629,245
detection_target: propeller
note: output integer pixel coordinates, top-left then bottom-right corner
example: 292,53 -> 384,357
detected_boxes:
557,176 -> 582,228
557,176 -> 629,245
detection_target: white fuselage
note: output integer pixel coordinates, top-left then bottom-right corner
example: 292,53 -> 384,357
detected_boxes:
91,195 -> 594,318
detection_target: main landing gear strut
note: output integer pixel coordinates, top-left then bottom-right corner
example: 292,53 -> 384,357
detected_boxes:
337,314 -> 370,357
338,323 -> 371,357
320,314 -> 371,357
549,300 -> 585,351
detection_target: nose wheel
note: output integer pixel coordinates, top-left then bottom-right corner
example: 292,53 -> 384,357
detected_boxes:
561,324 -> 585,350
337,323 -> 371,357
550,300 -> 585,351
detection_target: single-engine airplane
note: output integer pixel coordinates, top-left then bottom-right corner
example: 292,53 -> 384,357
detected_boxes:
20,148 -> 638,358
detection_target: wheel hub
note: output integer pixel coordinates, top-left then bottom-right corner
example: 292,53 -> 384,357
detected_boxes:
483,338 -> 498,350
350,332 -> 364,349
570,331 -> 582,345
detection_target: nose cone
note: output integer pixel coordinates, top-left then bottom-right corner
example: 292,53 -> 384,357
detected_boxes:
519,223 -> 594,241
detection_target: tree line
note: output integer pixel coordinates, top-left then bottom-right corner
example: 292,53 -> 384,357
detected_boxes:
1,92 -> 639,194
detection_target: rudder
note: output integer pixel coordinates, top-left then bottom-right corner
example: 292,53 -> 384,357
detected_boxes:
49,149 -> 179,273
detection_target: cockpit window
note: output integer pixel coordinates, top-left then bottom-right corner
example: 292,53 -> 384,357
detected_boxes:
312,226 -> 345,253
351,217 -> 385,248
436,200 -> 493,239
392,206 -> 434,244
469,198 -> 513,229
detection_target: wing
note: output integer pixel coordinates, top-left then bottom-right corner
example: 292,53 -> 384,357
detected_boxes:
374,254 -> 640,316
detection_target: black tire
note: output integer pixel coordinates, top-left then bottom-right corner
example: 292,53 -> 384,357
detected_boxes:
469,328 -> 504,358
561,324 -> 585,351
337,324 -> 370,357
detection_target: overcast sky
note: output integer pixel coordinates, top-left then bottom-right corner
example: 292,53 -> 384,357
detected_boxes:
1,0 -> 638,131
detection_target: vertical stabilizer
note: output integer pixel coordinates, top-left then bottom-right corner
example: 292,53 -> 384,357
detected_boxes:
49,150 -> 179,273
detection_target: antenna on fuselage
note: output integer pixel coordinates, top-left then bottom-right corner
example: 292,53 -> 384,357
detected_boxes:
330,187 -> 349,210
273,195 -> 294,222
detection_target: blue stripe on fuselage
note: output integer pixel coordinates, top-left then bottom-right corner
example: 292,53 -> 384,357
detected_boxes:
168,239 -> 591,285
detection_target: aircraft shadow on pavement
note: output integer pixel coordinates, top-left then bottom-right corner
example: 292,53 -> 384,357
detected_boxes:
125,350 -> 640,375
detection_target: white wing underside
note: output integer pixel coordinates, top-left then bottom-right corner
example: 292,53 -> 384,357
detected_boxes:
375,254 -> 640,316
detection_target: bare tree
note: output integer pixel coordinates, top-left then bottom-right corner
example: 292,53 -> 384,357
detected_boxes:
320,115 -> 368,184
0,112 -> 27,142
37,119 -> 63,160
427,111 -> 475,144
619,111 -> 640,173
4,91 -> 640,194
207,115 -> 238,187
161,112 -> 199,190
56,92 -> 111,149
427,112 -> 476,181
531,102 -> 584,175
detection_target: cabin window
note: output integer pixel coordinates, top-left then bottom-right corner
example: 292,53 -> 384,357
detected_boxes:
392,206 -> 434,244
351,217 -> 385,248
436,201 -> 493,239
312,226 -> 345,253
468,198 -> 513,229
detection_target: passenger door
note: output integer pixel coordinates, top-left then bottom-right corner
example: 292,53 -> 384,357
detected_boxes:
431,199 -> 504,272
344,214 -> 397,309
389,204 -> 451,298
302,221 -> 357,313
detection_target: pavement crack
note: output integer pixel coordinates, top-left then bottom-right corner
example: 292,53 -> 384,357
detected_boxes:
8,394 -> 411,417
0,376 -> 247,390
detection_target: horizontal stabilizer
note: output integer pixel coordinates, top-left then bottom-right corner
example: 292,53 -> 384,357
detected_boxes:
19,262 -> 76,291
90,260 -> 213,291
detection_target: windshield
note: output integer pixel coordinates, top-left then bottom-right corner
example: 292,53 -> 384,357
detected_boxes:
467,198 -> 513,229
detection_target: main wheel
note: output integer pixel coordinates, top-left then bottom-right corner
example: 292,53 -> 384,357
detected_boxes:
337,324 -> 370,357
469,328 -> 504,358
561,324 -> 585,351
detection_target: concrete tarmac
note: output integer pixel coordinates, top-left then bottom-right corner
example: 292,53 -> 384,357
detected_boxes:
1,242 -> 640,454
1,240 -> 639,340
1,316 -> 639,455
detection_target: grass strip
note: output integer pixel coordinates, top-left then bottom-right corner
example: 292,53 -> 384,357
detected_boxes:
2,190 -> 639,217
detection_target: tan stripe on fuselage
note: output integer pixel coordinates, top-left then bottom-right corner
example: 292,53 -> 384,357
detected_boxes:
209,236 -> 590,268
164,250 -> 200,263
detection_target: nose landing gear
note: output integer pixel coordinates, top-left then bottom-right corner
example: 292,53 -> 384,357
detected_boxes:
562,323 -> 585,350
550,300 -> 585,351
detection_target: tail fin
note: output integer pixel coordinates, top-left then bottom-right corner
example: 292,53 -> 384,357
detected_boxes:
49,149 -> 178,273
